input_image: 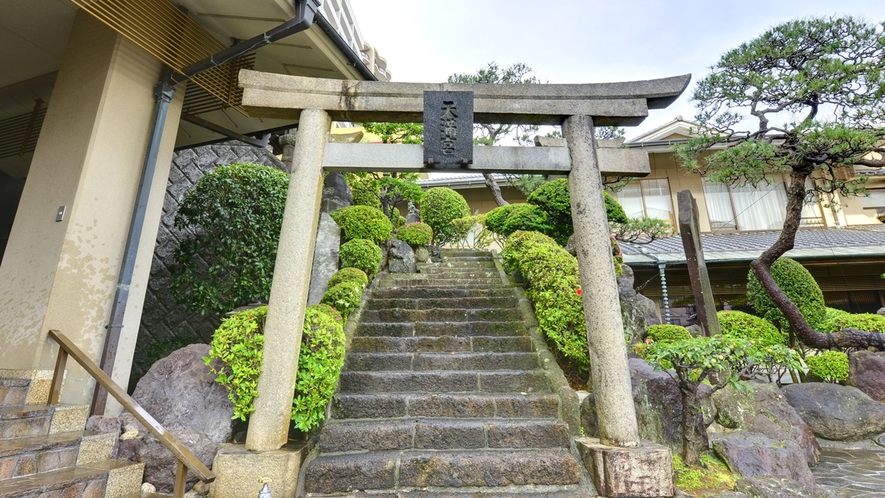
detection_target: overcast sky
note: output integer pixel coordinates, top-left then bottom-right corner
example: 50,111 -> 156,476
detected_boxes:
347,0 -> 883,139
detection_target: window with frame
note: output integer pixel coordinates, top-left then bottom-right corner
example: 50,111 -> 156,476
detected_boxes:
702,178 -> 824,231
615,178 -> 674,224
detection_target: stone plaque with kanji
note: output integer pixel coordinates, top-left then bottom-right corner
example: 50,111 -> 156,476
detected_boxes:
423,91 -> 474,168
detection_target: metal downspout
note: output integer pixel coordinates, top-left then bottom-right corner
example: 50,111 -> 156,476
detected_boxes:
91,0 -> 323,415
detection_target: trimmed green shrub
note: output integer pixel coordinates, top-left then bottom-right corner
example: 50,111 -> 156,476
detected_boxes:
502,231 -> 588,369
292,304 -> 346,431
421,187 -> 470,245
718,310 -> 787,347
821,312 -> 885,333
397,222 -> 433,246
526,179 -> 571,244
805,350 -> 849,383
321,281 -> 363,320
205,304 -> 346,431
604,191 -> 629,224
339,239 -> 382,276
330,205 -> 393,244
747,257 -> 826,332
171,163 -> 288,315
205,306 -> 267,421
327,267 -> 368,289
484,203 -> 553,241
391,211 -> 407,230
646,324 -> 692,343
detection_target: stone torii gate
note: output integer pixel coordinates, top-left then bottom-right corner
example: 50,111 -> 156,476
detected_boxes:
237,69 -> 689,491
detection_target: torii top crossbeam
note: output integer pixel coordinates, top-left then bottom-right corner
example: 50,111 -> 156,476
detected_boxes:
238,69 -> 691,126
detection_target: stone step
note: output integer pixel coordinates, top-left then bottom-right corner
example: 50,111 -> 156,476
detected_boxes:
377,278 -> 506,288
0,406 -> 53,440
0,431 -> 84,482
0,465 -> 107,497
338,370 -> 550,395
420,260 -> 498,268
354,321 -> 528,338
365,296 -> 518,311
370,287 -> 515,299
359,308 -> 522,324
303,448 -> 581,494
439,249 -> 493,258
345,352 -> 539,372
350,335 -> 533,354
421,265 -> 499,273
318,418 -> 570,453
0,380 -> 28,408
304,489 -> 590,497
331,393 -> 563,420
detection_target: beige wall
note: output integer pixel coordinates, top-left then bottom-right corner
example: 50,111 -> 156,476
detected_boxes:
0,11 -> 183,406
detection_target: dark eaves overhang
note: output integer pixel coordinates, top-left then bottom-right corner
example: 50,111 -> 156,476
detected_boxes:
314,13 -> 378,82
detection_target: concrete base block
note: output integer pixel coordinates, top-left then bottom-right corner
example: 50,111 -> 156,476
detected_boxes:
576,437 -> 674,498
210,442 -> 308,498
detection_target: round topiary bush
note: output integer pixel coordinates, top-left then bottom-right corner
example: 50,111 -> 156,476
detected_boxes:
327,267 -> 368,289
345,173 -> 381,209
321,281 -> 363,320
646,324 -> 692,343
717,310 -> 787,347
171,163 -> 288,315
821,312 -> 885,333
526,178 -> 571,244
330,205 -> 393,244
339,239 -> 382,276
484,203 -> 553,241
421,187 -> 470,245
805,350 -> 849,383
292,303 -> 345,431
747,257 -> 826,332
397,222 -> 433,246
604,191 -> 628,224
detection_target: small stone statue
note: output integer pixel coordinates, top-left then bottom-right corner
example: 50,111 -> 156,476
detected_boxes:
406,201 -> 420,224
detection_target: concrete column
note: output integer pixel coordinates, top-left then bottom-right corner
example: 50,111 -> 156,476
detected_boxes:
0,11 -> 183,405
563,115 -> 640,448
246,109 -> 331,451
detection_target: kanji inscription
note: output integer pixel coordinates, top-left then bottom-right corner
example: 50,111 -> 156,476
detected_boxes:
423,91 -> 473,168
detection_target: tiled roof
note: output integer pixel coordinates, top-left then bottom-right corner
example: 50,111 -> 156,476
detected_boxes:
621,226 -> 885,265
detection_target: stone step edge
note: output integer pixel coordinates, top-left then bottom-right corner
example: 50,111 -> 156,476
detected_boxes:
0,464 -> 108,496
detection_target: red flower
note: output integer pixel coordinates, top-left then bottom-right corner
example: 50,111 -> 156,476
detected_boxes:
576,289 -> 582,296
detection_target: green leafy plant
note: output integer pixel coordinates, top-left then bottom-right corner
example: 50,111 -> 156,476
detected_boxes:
672,453 -> 737,496
821,312 -> 885,333
330,205 -> 393,245
292,304 -> 346,432
339,239 -> 382,276
502,230 -> 588,369
327,267 -> 368,289
321,281 -> 363,320
609,217 -> 675,244
396,222 -> 433,246
170,163 -> 288,315
805,350 -> 850,383
639,334 -> 800,465
747,257 -> 826,335
526,179 -> 572,245
646,324 -> 692,343
421,187 -> 471,245
343,171 -> 424,224
484,203 -> 553,241
718,310 -> 787,348
345,173 -> 382,209
204,306 -> 267,421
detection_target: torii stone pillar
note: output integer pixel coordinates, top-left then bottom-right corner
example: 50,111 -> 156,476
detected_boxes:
246,110 -> 331,452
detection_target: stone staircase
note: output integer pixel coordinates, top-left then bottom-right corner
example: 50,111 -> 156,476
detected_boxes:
0,373 -> 144,497
300,249 -> 595,497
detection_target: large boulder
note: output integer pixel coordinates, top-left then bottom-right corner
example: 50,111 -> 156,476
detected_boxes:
617,265 -> 660,342
121,344 -> 234,444
387,238 -> 415,273
734,475 -> 840,498
712,383 -> 820,466
710,431 -> 814,484
781,382 -> 885,441
847,350 -> 885,403
138,429 -> 218,494
307,213 -> 342,305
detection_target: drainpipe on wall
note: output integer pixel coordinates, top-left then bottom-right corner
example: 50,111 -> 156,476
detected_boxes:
91,0 -> 323,415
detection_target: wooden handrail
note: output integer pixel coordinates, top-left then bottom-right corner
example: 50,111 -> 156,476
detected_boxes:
47,329 -> 215,496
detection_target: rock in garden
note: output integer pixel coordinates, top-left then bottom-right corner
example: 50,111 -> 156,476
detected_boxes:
414,245 -> 430,263
710,431 -> 814,484
713,382 -> 820,466
307,213 -> 342,305
781,382 -> 885,441
734,474 -> 840,498
120,344 -> 234,444
387,238 -> 415,273
137,429 -> 218,494
406,201 -> 420,224
847,350 -> 885,403
320,171 -> 352,214
85,415 -> 121,435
